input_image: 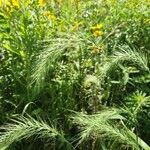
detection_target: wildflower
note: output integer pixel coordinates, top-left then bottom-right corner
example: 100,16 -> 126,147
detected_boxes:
91,24 -> 104,37
0,0 -> 2,7
0,0 -> 20,9
91,24 -> 103,31
44,11 -> 56,21
39,0 -> 46,6
93,30 -> 103,37
11,0 -> 19,7
0,0 -> 10,7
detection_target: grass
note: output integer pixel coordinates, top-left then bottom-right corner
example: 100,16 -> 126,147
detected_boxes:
0,0 -> 150,149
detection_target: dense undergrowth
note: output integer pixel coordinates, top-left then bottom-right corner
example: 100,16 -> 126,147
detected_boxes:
0,0 -> 150,149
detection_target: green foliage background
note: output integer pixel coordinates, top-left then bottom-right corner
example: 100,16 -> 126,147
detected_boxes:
0,0 -> 150,149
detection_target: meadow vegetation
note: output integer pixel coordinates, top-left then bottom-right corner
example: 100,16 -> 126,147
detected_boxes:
0,0 -> 150,149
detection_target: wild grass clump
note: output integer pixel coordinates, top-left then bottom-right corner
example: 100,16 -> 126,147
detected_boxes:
0,0 -> 150,149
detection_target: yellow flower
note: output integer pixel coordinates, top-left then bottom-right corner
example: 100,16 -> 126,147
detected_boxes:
93,30 -> 103,37
0,0 -> 10,7
11,0 -> 19,7
0,0 -> 19,8
44,11 -> 56,21
91,24 -> 104,37
91,24 -> 103,31
39,0 -> 46,6
0,0 -> 3,7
